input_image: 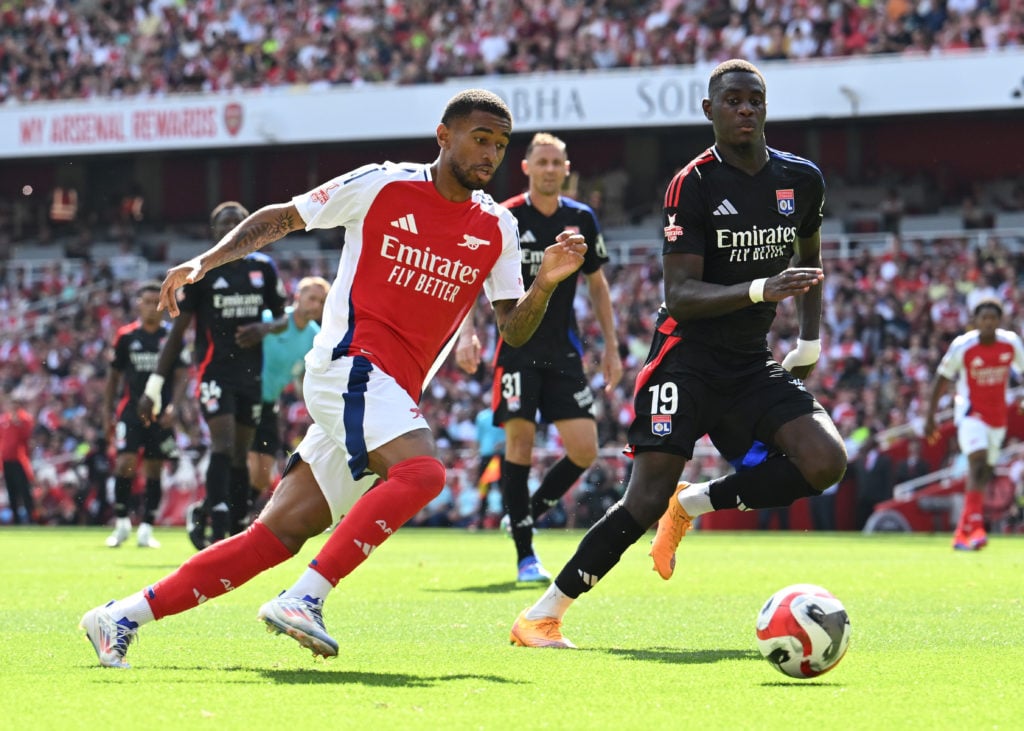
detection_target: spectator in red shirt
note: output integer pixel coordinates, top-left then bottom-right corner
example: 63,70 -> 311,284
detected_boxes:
0,394 -> 36,524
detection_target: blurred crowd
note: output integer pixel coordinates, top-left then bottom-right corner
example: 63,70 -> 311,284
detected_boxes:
2,0 -> 1022,103
2,231 -> 1024,526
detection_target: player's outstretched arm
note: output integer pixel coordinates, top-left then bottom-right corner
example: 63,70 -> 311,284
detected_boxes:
493,232 -> 587,348
159,204 -> 305,316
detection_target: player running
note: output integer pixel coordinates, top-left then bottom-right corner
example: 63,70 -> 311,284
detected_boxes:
924,298 -> 1024,551
510,59 -> 847,648
80,89 -> 587,668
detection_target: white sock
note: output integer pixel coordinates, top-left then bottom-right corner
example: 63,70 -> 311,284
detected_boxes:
678,481 -> 713,517
525,582 -> 574,621
283,567 -> 333,603
110,590 -> 156,626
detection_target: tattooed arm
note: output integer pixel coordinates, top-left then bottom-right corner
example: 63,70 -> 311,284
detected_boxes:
491,233 -> 587,348
158,204 -> 303,315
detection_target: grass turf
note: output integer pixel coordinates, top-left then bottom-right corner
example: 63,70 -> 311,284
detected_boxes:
2,526 -> 1021,730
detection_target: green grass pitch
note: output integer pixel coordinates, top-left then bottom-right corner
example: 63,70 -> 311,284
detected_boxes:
2,526 -> 1021,729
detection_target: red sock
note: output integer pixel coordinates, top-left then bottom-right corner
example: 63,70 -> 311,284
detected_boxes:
145,520 -> 294,620
959,490 -> 984,533
309,456 -> 445,585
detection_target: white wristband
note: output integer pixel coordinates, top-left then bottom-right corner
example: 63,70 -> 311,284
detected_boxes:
748,278 -> 768,303
781,338 -> 822,372
143,373 -> 165,415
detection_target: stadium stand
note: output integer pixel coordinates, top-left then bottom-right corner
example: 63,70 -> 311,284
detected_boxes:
2,0 -> 1022,103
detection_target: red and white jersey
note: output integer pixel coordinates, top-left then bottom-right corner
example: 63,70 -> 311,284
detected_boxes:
293,162 -> 523,401
937,328 -> 1024,427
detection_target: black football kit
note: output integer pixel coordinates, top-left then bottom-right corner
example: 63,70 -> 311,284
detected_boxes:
493,194 -> 608,425
627,145 -> 828,461
179,253 -> 286,425
110,320 -> 181,459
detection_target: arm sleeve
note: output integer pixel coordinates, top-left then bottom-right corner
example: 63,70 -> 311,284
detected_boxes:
580,206 -> 606,275
292,163 -> 384,230
936,340 -> 963,381
482,210 -> 526,304
663,172 -> 708,257
797,169 -> 826,238
1013,333 -> 1024,374
110,333 -> 127,371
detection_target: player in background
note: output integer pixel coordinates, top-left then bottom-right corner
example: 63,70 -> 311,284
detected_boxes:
80,89 -> 587,668
139,202 -> 287,549
456,132 -> 622,582
242,275 -> 329,515
923,298 -> 1024,550
102,281 -> 189,548
0,393 -> 36,525
510,59 -> 847,648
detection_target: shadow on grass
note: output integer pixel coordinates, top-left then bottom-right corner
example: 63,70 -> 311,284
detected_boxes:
257,669 -> 524,687
425,581 -> 539,594
601,647 -> 760,665
125,666 -> 525,687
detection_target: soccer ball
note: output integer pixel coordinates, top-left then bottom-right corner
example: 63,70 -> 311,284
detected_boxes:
755,584 -> 850,679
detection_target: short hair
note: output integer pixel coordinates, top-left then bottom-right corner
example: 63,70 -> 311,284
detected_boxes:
136,280 -> 162,297
973,297 -> 1003,318
441,89 -> 512,127
708,59 -> 766,98
210,201 -> 249,227
525,132 -> 567,160
297,275 -> 330,294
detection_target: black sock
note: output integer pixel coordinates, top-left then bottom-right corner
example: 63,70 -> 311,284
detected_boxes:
502,460 -> 534,562
210,507 -> 230,542
554,503 -> 646,598
229,467 -> 251,533
205,452 -> 231,508
530,457 -> 585,520
709,457 -> 816,511
143,478 -> 161,524
113,476 -> 132,518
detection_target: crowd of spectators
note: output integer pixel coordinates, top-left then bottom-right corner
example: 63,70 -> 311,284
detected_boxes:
3,229 -> 1024,526
2,0 -> 1023,103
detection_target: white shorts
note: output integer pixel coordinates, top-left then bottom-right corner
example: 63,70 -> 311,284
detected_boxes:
296,347 -> 430,524
956,415 -> 1005,466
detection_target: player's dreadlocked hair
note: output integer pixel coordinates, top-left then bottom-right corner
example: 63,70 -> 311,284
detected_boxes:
441,89 -> 512,127
708,59 -> 766,98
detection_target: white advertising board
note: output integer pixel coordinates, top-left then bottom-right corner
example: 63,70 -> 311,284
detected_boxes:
1,50 -> 1021,158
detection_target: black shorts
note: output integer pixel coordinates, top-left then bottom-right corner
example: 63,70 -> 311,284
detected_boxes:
492,361 -> 595,426
115,415 -> 179,461
625,332 -> 825,462
250,401 -> 282,456
198,375 -> 262,427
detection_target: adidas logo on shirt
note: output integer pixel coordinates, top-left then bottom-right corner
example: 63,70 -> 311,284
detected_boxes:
712,199 -> 739,216
391,214 -> 418,234
521,230 -> 538,244
212,277 -> 230,290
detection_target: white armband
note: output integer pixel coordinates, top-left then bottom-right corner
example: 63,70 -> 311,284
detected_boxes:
781,339 -> 821,372
143,373 -> 165,415
748,278 -> 768,304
